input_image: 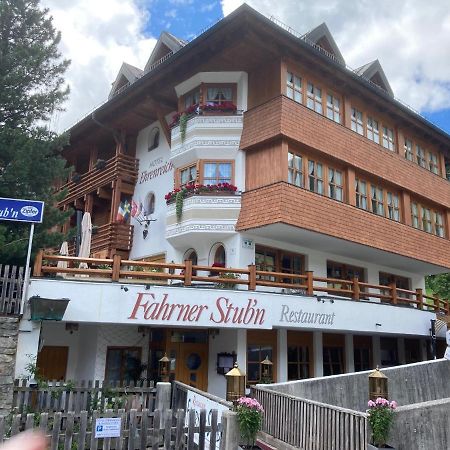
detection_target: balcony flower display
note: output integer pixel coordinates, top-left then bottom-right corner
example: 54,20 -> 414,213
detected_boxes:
170,102 -> 238,127
165,182 -> 238,203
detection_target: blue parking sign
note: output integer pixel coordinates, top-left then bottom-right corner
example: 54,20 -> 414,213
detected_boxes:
0,197 -> 44,223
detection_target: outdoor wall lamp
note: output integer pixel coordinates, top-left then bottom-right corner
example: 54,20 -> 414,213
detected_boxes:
121,286 -> 129,292
225,363 -> 246,404
260,355 -> 273,383
159,353 -> 171,382
65,323 -> 79,334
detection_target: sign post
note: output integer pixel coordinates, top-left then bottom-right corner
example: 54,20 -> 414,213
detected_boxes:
0,197 -> 45,313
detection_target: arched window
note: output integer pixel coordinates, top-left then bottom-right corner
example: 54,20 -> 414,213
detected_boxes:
213,245 -> 226,267
148,127 -> 160,151
184,249 -> 198,276
145,192 -> 155,216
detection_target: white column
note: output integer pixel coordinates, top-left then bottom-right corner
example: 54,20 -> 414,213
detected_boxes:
236,329 -> 247,373
372,335 -> 381,368
345,334 -> 355,373
277,329 -> 287,383
15,320 -> 41,378
420,338 -> 428,362
397,337 -> 406,365
313,331 -> 323,377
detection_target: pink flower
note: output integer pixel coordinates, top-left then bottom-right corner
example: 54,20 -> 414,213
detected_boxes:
390,401 -> 397,409
368,400 -> 375,408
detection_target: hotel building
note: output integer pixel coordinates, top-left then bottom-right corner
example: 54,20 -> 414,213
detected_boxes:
16,5 -> 450,398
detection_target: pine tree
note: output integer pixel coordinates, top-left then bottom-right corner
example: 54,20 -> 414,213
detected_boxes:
0,0 -> 71,265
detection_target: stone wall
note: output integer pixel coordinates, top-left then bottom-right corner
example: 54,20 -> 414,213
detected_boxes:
264,359 -> 450,412
0,316 -> 19,416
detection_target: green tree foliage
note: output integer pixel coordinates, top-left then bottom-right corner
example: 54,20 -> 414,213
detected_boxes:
426,273 -> 450,300
0,0 -> 71,265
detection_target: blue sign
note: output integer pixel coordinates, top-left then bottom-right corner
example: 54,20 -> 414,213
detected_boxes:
0,197 -> 44,223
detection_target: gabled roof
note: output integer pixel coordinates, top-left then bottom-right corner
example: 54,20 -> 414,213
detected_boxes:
304,23 -> 345,66
144,31 -> 187,73
356,59 -> 394,97
108,62 -> 143,99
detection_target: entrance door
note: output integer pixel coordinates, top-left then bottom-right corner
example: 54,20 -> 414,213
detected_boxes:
178,343 -> 209,391
36,346 -> 68,380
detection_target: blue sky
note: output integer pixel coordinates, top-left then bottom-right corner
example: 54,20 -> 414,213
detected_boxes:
146,0 -> 223,41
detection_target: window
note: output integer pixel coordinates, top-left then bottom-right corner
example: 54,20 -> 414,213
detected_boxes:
351,108 -> 364,135
434,212 -> 445,237
404,138 -> 413,161
421,207 -> 432,233
288,152 -> 303,187
306,82 -> 323,114
380,338 -> 399,367
323,347 -> 345,375
255,246 -> 304,284
308,160 -> 324,194
411,202 -> 419,229
355,179 -> 368,210
416,145 -> 426,168
148,127 -> 160,151
180,164 -> 197,186
213,244 -> 226,266
203,162 -> 232,184
206,86 -> 232,105
379,272 -> 410,291
328,168 -> 343,201
105,347 -> 142,383
184,88 -> 200,109
387,192 -> 400,221
326,94 -> 340,123
370,185 -> 385,216
286,72 -> 302,103
382,126 -> 395,150
429,152 -> 439,174
144,192 -> 155,215
367,117 -> 379,144
247,330 -> 276,384
353,337 -> 372,372
288,345 -> 310,380
327,261 -> 366,297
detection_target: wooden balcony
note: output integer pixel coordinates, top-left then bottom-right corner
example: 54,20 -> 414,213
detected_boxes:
32,253 -> 450,315
68,222 -> 134,258
58,154 -> 139,207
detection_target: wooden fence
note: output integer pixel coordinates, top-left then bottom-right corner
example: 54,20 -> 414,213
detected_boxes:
0,264 -> 26,315
33,251 -> 450,315
12,380 -> 156,415
0,407 -> 222,450
252,386 -> 368,450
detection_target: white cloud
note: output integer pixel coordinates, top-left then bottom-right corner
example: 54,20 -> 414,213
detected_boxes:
42,0 -> 157,132
221,0 -> 450,114
201,2 -> 217,12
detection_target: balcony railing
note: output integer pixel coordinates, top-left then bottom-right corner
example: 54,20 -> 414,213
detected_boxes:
68,222 -> 134,256
59,154 -> 139,206
32,253 -> 449,315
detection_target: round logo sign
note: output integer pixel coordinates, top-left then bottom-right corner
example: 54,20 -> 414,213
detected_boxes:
20,206 -> 39,217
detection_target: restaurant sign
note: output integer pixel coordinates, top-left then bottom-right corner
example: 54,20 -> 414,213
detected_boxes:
0,197 -> 44,223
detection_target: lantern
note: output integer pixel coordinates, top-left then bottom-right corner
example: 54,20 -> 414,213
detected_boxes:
159,353 -> 170,382
368,366 -> 388,401
225,363 -> 246,404
260,355 -> 273,383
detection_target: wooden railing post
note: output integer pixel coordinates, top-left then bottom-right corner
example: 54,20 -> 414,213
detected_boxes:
416,288 -> 423,310
33,249 -> 44,277
390,282 -> 397,305
248,264 -> 256,291
306,271 -> 314,296
184,259 -> 192,286
112,254 -> 121,281
352,276 -> 360,301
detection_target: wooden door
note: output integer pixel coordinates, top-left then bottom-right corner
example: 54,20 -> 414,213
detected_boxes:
177,343 -> 209,391
36,346 -> 68,380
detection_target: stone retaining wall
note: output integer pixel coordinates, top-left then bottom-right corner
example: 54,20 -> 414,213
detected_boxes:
0,316 -> 19,415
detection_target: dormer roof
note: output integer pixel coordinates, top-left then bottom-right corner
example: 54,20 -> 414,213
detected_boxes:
356,59 -> 394,97
144,31 -> 187,73
108,62 -> 143,99
304,22 -> 345,66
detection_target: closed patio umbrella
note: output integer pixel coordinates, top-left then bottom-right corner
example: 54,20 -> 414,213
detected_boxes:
78,212 -> 92,272
56,241 -> 69,278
